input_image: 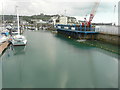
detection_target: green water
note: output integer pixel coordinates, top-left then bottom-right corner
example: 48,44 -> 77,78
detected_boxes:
1,30 -> 118,88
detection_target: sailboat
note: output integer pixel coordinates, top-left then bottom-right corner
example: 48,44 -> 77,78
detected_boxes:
11,6 -> 27,46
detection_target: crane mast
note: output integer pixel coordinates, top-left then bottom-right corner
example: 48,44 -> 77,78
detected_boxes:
89,2 -> 100,23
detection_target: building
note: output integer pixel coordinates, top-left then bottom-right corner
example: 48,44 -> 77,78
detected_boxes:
67,17 -> 77,24
31,19 -> 42,24
51,15 -> 77,25
58,16 -> 68,25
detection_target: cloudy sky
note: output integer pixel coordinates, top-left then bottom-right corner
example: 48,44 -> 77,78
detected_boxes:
0,0 -> 119,24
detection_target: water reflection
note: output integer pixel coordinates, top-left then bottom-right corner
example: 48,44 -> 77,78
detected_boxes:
2,45 -> 26,88
55,34 -> 94,49
55,34 -> 119,59
1,45 -> 26,58
94,48 -> 118,59
13,46 -> 26,55
0,57 -> 2,89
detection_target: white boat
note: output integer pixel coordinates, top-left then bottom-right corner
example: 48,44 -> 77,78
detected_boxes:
76,39 -> 86,42
11,6 -> 27,46
12,35 -> 27,46
51,30 -> 57,34
0,35 -> 8,43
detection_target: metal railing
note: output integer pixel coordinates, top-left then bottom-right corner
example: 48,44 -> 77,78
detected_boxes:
55,24 -> 96,31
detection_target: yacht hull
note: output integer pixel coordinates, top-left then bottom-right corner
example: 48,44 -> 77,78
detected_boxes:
12,40 -> 27,46
11,35 -> 27,46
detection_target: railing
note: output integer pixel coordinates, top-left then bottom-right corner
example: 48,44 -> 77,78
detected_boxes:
55,24 -> 96,31
56,24 -> 120,35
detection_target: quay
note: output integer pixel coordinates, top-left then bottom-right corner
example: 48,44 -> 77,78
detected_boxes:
55,24 -> 120,46
95,25 -> 120,45
0,41 -> 10,55
0,33 -> 10,55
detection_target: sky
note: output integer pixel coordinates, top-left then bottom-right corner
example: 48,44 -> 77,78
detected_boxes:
0,0 -> 119,24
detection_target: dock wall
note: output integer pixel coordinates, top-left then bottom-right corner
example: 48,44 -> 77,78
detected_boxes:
95,25 -> 120,45
96,33 -> 120,45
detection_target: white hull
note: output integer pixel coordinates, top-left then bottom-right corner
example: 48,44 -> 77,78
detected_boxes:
11,35 -> 27,46
12,40 -> 27,46
77,39 -> 86,42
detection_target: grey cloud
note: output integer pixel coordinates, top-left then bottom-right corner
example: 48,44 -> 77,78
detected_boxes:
1,0 -> 117,18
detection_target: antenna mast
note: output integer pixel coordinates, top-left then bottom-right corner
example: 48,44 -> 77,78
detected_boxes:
16,6 -> 20,35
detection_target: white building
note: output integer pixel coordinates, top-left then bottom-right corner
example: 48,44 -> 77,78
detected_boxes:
59,16 -> 68,25
31,19 -> 47,24
51,15 -> 77,25
67,17 -> 77,24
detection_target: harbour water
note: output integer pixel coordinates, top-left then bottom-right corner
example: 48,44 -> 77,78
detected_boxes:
1,30 -> 118,88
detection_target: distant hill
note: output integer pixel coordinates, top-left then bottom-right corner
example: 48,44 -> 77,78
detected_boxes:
0,14 -> 55,23
0,14 -> 76,23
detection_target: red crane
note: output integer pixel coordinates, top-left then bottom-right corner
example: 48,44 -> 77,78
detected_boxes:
89,2 -> 100,24
83,1 -> 100,26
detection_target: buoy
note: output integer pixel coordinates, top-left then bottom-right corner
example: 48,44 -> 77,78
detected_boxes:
112,50 -> 114,52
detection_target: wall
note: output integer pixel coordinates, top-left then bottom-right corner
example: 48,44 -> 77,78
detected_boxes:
95,25 -> 120,45
95,25 -> 119,35
96,33 -> 120,45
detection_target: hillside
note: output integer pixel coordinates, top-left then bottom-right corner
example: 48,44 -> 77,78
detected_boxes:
0,14 -> 76,23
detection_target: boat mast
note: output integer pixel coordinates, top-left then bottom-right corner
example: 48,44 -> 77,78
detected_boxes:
16,6 -> 20,35
2,1 -> 5,31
